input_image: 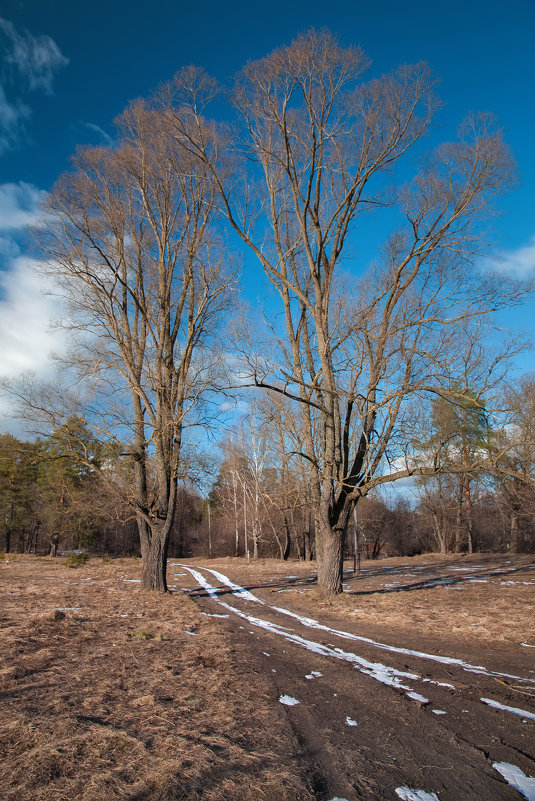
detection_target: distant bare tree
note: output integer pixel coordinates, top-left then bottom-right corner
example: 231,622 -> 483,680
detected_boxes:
493,375 -> 535,552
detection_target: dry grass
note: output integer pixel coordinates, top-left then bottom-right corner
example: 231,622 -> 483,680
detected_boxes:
2,552 -> 533,800
0,555 -> 312,801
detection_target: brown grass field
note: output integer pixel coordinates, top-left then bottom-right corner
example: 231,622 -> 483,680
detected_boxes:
1,553 -> 533,800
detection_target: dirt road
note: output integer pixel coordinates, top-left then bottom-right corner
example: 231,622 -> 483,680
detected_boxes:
176,559 -> 535,801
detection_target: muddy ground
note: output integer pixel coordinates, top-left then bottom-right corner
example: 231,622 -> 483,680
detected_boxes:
1,553 -> 534,800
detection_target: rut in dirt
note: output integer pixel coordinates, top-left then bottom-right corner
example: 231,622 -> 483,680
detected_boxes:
173,563 -> 535,801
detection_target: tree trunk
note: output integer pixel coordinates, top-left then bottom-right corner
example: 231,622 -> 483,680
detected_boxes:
455,486 -> 463,553
140,520 -> 171,592
353,505 -> 361,574
282,517 -> 291,561
510,511 -> 519,554
50,533 -> 59,557
464,476 -> 474,554
316,520 -> 344,594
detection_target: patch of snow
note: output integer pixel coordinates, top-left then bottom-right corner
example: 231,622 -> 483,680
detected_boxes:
55,607 -> 82,611
121,579 -> 141,583
184,631 -> 198,636
279,695 -> 299,706
481,697 -> 535,722
200,611 -> 229,618
395,788 -> 440,801
262,652 -> 270,656
432,709 -> 446,715
449,566 -> 483,571
406,692 -> 429,704
422,679 -> 456,689
522,643 -> 535,648
493,762 -> 535,801
345,716 -> 359,726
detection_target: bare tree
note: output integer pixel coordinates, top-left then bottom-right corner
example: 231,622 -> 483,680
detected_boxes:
493,375 -> 535,552
162,29 -> 525,593
34,100 -> 234,590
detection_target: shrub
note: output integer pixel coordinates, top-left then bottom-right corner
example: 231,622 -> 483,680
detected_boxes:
65,549 -> 90,568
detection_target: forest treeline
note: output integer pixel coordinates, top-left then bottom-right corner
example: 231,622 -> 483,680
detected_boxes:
2,375 -> 534,560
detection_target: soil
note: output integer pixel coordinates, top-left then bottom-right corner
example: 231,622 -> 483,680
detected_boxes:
1,553 -> 534,800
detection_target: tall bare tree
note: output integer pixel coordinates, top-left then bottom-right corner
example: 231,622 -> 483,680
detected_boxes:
159,30 -> 525,591
164,30 -> 524,593
36,100 -> 234,590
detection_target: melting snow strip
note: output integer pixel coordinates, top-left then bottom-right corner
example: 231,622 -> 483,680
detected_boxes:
179,566 -> 423,695
481,698 -> 535,722
345,716 -> 359,726
267,607 -> 531,685
182,566 -> 535,710
179,564 -> 264,604
200,611 -> 229,618
405,692 -> 429,705
493,762 -> 535,801
395,789 -> 440,801
422,679 -> 455,689
186,565 -> 535,686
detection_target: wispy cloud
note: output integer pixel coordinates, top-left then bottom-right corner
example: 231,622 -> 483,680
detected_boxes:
0,17 -> 68,153
0,17 -> 68,93
0,181 -> 46,230
0,83 -> 29,152
0,181 -> 47,270
484,236 -> 535,278
79,122 -> 115,148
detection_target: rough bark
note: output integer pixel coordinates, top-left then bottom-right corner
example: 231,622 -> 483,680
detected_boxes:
316,520 -> 344,595
140,520 -> 171,592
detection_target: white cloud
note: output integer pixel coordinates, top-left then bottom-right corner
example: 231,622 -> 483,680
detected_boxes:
0,17 -> 68,153
0,256 -> 65,378
0,182 -> 63,392
0,181 -> 46,230
484,236 -> 535,278
0,17 -> 68,93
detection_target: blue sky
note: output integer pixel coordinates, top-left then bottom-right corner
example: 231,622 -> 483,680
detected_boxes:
0,0 -> 534,414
